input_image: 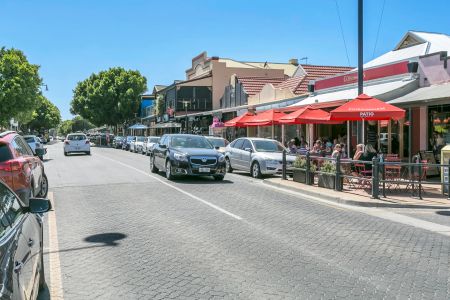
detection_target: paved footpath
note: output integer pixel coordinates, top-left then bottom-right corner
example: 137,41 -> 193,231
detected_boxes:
41,142 -> 450,299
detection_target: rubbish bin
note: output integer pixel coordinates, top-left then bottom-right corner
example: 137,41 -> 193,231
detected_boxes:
441,145 -> 450,195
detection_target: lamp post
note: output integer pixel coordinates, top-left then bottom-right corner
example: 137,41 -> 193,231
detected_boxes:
182,100 -> 190,133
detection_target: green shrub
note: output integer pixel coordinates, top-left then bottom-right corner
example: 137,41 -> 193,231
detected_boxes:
320,160 -> 336,174
293,156 -> 317,172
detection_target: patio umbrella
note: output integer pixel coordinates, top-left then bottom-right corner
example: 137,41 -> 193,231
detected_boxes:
224,112 -> 255,127
241,109 -> 286,126
330,93 -> 405,121
279,106 -> 342,124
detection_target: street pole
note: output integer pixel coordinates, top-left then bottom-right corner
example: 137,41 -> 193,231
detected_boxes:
185,104 -> 188,134
357,0 -> 364,144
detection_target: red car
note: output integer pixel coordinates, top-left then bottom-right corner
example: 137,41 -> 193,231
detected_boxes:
0,131 -> 48,204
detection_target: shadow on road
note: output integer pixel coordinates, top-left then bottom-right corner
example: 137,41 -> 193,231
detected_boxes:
84,232 -> 127,246
37,283 -> 50,300
153,172 -> 234,185
436,210 -> 450,216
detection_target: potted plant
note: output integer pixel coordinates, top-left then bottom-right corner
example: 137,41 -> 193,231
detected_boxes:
318,160 -> 343,189
292,156 -> 316,184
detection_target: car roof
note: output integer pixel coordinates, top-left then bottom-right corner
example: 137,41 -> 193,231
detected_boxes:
23,135 -> 37,138
165,134 -> 205,138
205,136 -> 224,139
244,137 -> 277,142
0,131 -> 17,142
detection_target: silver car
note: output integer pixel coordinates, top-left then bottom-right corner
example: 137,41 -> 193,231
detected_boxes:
24,135 -> 45,159
142,136 -> 160,155
224,138 -> 296,178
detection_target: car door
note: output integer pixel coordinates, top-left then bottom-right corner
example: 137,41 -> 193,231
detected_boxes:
240,139 -> 254,170
0,183 -> 37,300
230,139 -> 244,169
160,136 -> 170,170
17,137 -> 41,194
10,138 -> 33,198
153,136 -> 166,169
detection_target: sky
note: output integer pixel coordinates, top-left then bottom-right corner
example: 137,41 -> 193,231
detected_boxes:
1,0 -> 449,120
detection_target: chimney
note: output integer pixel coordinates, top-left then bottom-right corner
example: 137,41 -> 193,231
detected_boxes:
289,58 -> 299,66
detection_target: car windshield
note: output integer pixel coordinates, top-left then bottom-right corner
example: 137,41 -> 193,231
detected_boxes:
68,135 -> 86,141
137,137 -> 145,142
24,136 -> 35,143
115,136 -> 123,140
0,144 -> 12,163
126,136 -> 134,141
252,140 -> 285,152
170,136 -> 212,149
149,137 -> 159,143
206,138 -> 227,148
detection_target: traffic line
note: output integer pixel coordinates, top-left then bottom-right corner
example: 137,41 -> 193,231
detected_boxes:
97,154 -> 243,221
264,183 -> 450,237
47,192 -> 64,299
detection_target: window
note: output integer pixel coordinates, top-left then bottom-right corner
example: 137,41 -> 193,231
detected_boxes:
170,136 -> 212,149
11,138 -> 27,156
0,183 -> 23,236
149,137 -> 160,143
0,144 -> 12,163
252,140 -> 284,152
68,135 -> 86,141
233,139 -> 244,149
241,139 -> 253,150
17,137 -> 34,156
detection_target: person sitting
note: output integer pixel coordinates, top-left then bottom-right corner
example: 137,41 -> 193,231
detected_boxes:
361,144 -> 377,170
287,139 -> 297,154
353,144 -> 364,160
310,140 -> 323,156
331,144 -> 342,159
298,142 -> 308,155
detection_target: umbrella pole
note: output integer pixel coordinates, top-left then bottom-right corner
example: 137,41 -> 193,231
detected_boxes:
362,119 -> 365,145
271,124 -> 274,139
347,121 -> 350,158
281,124 -> 285,146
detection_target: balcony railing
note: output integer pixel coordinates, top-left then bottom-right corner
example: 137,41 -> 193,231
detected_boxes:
176,98 -> 212,112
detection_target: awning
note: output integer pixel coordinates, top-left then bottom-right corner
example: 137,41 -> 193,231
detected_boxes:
128,124 -> 148,130
388,82 -> 450,106
279,106 -> 342,124
291,78 -> 418,107
241,109 -> 286,126
151,122 -> 181,129
330,94 -> 406,121
224,113 -> 255,127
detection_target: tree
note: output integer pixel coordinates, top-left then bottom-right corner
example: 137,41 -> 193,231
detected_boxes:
154,94 -> 165,116
57,116 -> 94,137
71,67 -> 147,127
26,96 -> 62,131
0,47 -> 42,126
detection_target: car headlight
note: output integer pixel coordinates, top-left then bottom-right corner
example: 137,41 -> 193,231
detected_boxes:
218,155 -> 225,162
174,153 -> 188,162
266,160 -> 279,166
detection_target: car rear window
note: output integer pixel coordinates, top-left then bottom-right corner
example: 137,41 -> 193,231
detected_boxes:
137,137 -> 145,142
24,137 -> 35,143
68,135 -> 86,141
149,137 -> 159,143
0,144 -> 12,163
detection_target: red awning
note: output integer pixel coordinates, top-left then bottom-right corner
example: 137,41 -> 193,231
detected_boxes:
279,106 -> 342,124
241,109 -> 286,126
224,113 -> 255,127
330,93 -> 406,121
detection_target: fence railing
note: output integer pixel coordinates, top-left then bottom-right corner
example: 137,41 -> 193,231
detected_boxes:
282,150 -> 450,200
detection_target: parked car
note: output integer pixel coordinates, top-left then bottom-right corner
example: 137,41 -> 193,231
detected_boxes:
130,136 -> 145,153
150,134 -> 226,181
205,136 -> 229,154
142,136 -> 160,156
23,135 -> 46,160
122,136 -> 134,151
64,133 -> 91,156
112,136 -> 124,149
0,180 -> 51,299
0,131 -> 48,203
224,137 -> 296,178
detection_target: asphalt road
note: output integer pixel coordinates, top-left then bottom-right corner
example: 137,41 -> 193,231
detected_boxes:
41,142 -> 450,299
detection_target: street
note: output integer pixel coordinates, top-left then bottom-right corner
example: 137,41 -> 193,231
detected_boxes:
43,142 -> 450,300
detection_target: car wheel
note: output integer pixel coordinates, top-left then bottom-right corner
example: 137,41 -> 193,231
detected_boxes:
86,151 -> 91,155
64,151 -> 68,156
165,160 -> 174,180
225,158 -> 233,173
36,174 -> 48,198
251,161 -> 262,179
213,175 -> 224,181
150,156 -> 159,173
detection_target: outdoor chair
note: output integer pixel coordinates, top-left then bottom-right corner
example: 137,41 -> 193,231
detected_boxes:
384,157 -> 402,191
354,163 -> 372,190
406,160 -> 428,195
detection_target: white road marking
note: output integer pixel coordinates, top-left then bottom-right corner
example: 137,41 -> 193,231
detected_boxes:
47,192 -> 64,299
264,183 -> 450,237
97,154 -> 243,221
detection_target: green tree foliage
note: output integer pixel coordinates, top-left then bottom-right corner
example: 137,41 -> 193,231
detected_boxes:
58,120 -> 73,136
0,47 -> 42,126
27,96 -> 62,131
57,116 -> 95,136
71,67 -> 147,126
154,93 -> 165,116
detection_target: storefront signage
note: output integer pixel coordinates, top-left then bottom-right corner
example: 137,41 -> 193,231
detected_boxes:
359,112 -> 375,118
315,61 -> 409,91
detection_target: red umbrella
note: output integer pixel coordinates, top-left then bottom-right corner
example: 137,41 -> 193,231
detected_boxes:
279,106 -> 342,124
330,93 -> 405,121
241,109 -> 286,126
224,112 -> 255,127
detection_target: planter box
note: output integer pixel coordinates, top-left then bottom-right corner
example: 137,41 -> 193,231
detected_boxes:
318,174 -> 343,190
293,168 -> 314,184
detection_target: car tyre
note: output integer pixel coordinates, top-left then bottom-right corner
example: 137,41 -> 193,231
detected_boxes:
86,151 -> 91,155
213,175 -> 224,181
36,173 -> 48,198
251,161 -> 262,179
150,156 -> 159,173
165,160 -> 174,180
225,158 -> 233,173
64,151 -> 68,156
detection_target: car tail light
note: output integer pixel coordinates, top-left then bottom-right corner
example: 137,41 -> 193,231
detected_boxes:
64,140 -> 69,145
0,161 -> 22,172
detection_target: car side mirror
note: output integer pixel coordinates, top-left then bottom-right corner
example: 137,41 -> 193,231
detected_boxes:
244,147 -> 253,152
159,144 -> 167,149
35,148 -> 45,157
28,198 -> 51,214
215,146 -> 220,150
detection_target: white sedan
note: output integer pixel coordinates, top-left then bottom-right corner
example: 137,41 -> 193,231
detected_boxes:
64,133 -> 91,156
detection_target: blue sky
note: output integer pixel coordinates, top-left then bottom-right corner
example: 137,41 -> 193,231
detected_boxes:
1,0 -> 449,120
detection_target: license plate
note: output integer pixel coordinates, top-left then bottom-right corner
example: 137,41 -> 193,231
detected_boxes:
199,167 -> 210,173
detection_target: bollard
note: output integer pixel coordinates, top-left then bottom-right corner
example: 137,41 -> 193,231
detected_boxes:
382,161 -> 386,198
282,149 -> 287,180
335,154 -> 342,191
306,151 -> 312,185
371,156 -> 380,199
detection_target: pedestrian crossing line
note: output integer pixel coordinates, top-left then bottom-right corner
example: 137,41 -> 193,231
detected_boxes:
97,154 -> 243,221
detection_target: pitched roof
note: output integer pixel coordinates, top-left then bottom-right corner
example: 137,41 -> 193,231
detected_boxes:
218,58 -> 298,76
275,65 -> 353,95
236,76 -> 286,96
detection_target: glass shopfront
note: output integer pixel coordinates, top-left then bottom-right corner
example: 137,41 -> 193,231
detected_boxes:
428,104 -> 450,162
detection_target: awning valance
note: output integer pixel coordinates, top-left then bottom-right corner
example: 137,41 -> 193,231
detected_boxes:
388,82 -> 450,106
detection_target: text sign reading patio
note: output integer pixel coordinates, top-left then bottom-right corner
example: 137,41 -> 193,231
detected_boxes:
359,112 -> 375,118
